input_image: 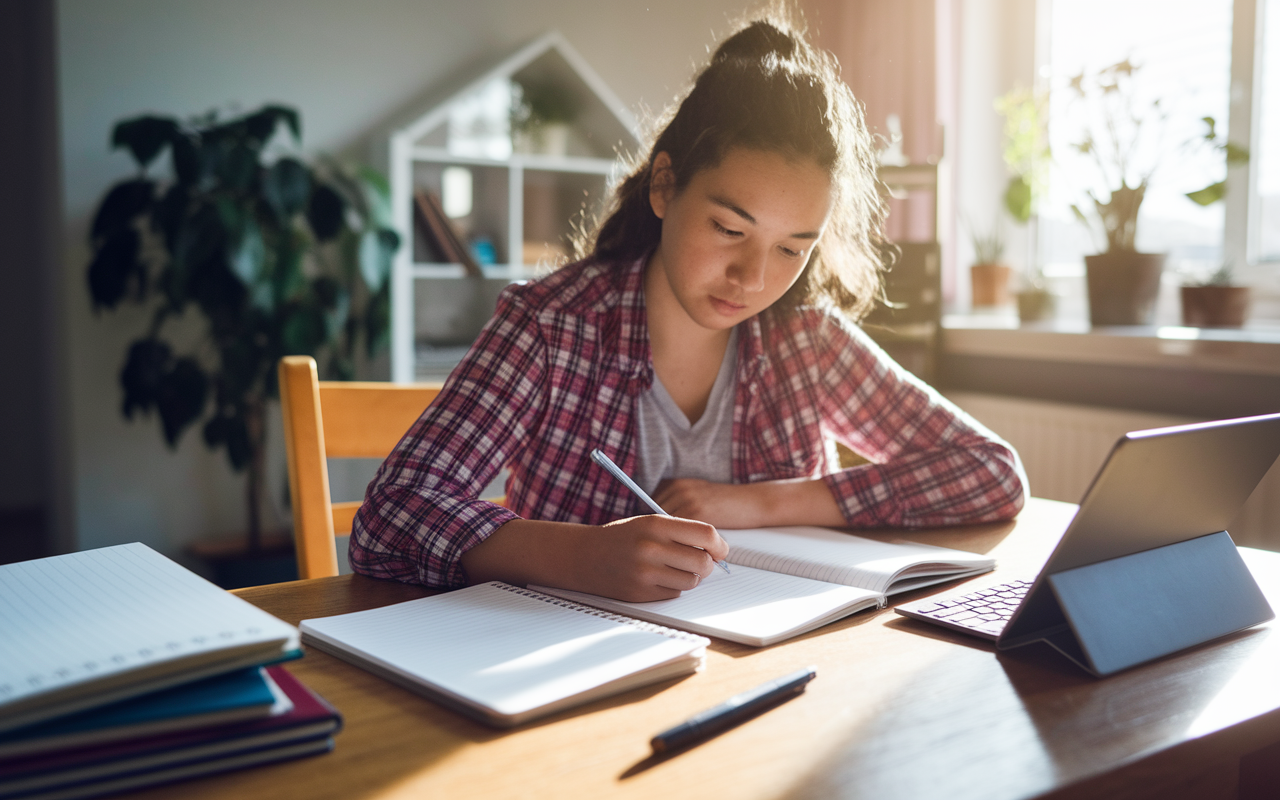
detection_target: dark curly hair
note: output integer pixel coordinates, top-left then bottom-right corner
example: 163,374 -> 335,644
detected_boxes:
573,11 -> 891,320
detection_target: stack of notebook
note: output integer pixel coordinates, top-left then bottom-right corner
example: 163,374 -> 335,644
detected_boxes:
0,543 -> 341,800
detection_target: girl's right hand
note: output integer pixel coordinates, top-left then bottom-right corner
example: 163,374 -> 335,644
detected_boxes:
459,515 -> 728,603
581,515 -> 729,602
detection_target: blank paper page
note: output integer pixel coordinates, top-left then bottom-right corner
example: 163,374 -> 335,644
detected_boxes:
0,544 -> 298,716
541,566 -> 883,645
722,527 -> 994,594
299,583 -> 705,718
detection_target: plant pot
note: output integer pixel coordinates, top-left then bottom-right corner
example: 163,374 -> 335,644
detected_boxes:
1084,252 -> 1165,326
1016,288 -> 1055,323
1181,285 -> 1250,328
971,263 -> 1013,307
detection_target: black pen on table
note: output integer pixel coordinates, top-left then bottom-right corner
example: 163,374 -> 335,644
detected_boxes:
589,448 -> 730,575
650,667 -> 818,754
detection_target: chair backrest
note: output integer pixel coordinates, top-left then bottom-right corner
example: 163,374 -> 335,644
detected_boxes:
278,356 -> 442,579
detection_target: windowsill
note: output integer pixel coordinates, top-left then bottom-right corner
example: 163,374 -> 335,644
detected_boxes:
943,313 -> 1280,378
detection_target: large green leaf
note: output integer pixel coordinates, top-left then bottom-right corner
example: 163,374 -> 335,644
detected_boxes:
90,180 -> 154,244
231,218 -> 266,286
120,338 -> 171,419
112,116 -> 179,169
169,132 -> 202,187
216,141 -> 260,193
156,357 -> 208,446
151,185 -> 189,254
245,105 -> 301,145
364,283 -> 391,357
306,184 -> 346,241
1186,181 -> 1225,206
262,158 -> 312,222
358,227 -> 400,290
1003,175 -> 1033,223
281,303 -> 328,355
87,228 -> 144,310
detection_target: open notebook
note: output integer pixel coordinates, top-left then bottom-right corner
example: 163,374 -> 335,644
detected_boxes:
536,526 -> 994,646
299,582 -> 708,727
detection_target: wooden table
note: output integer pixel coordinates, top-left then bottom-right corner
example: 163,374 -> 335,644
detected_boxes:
133,498 -> 1280,800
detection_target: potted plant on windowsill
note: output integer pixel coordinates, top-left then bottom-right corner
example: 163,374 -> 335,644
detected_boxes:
1066,60 -> 1168,326
86,105 -> 400,586
969,225 -> 1012,308
995,87 -> 1054,323
1181,264 -> 1251,328
1179,117 -> 1252,328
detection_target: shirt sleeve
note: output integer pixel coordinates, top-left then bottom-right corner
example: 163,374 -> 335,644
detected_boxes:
348,289 -> 548,588
810,315 -> 1027,527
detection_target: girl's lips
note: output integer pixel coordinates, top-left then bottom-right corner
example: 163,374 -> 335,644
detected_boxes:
710,296 -> 746,315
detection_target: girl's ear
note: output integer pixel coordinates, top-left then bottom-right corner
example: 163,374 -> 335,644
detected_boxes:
648,152 -> 676,220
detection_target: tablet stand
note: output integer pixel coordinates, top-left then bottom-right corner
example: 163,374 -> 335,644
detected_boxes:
1043,531 -> 1273,676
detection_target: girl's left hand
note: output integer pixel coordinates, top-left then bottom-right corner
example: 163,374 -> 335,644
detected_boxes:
653,479 -> 761,529
653,477 -> 848,529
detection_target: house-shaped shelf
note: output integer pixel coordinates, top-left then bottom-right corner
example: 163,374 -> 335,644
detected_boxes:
383,31 -> 640,381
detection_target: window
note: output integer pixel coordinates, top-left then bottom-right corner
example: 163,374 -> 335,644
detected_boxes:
1041,0 -> 1234,284
1258,0 -> 1280,261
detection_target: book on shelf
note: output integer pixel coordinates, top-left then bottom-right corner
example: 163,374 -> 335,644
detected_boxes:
413,189 -> 484,277
0,667 -> 340,800
299,581 -> 709,728
535,526 -> 996,646
0,543 -> 301,734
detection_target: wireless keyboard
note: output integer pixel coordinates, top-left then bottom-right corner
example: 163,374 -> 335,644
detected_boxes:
894,578 -> 1034,640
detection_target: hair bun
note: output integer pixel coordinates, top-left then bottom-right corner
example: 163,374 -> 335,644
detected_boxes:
713,21 -> 796,62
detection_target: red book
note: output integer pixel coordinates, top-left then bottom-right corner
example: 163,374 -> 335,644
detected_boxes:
0,667 -> 340,799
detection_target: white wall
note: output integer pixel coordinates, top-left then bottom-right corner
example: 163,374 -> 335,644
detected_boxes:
56,0 -> 752,561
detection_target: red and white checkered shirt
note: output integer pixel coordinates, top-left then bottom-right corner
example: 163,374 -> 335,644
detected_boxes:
350,257 -> 1026,588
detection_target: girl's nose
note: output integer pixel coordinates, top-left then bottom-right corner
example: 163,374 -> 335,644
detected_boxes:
727,245 -> 767,292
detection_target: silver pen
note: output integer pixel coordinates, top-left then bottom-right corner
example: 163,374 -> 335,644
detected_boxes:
589,448 -> 731,575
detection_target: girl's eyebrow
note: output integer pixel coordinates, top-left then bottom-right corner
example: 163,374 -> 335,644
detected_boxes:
709,194 -> 821,240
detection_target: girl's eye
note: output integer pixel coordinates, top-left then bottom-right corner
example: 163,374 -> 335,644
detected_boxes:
779,246 -> 803,259
711,219 -> 742,237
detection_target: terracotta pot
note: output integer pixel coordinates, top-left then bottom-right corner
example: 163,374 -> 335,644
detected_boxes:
1016,288 -> 1055,323
971,263 -> 1013,307
1084,252 -> 1165,326
1180,285 -> 1250,328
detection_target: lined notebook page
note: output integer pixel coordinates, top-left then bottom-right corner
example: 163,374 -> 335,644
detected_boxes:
540,566 -> 883,646
299,583 -> 706,719
0,544 -> 298,719
721,527 -> 994,594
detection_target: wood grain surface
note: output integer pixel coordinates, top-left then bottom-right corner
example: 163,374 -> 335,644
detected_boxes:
118,499 -> 1280,800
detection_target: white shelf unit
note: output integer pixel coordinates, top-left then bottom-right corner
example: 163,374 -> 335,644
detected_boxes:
386,32 -> 639,382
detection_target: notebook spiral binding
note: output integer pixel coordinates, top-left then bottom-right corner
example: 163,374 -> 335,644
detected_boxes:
496,583 -> 709,644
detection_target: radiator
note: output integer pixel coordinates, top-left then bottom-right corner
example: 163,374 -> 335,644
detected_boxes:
947,392 -> 1280,550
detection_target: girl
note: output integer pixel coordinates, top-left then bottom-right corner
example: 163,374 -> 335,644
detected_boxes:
350,16 -> 1026,602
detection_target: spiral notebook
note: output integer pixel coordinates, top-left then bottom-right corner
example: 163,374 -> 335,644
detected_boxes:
299,582 -> 709,727
0,543 -> 300,735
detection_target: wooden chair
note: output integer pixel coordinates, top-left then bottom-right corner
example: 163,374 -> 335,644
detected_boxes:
278,356 -> 443,579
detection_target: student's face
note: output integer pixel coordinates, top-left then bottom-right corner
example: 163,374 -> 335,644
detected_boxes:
648,147 -> 834,331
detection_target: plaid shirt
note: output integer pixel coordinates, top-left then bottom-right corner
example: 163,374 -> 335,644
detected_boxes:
350,257 -> 1026,588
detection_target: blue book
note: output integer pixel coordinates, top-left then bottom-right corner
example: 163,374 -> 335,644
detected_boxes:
0,668 -> 277,759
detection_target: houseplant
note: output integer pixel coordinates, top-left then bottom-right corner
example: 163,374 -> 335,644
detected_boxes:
1180,116 -> 1252,327
1066,60 -> 1167,326
995,87 -> 1054,323
1181,263 -> 1250,327
969,225 -> 1012,307
87,104 -> 399,579
510,78 -> 581,156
